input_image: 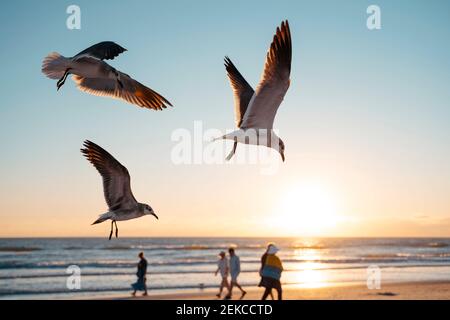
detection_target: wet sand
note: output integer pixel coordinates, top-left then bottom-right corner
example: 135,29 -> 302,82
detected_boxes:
106,281 -> 450,300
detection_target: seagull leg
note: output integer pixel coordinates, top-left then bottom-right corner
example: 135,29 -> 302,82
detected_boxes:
57,68 -> 71,91
114,221 -> 119,238
109,220 -> 114,240
225,140 -> 238,161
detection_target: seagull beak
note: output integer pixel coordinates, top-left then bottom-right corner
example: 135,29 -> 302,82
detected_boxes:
280,152 -> 285,162
151,212 -> 159,220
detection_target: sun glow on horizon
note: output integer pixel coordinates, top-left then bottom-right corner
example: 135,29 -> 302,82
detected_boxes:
269,182 -> 341,237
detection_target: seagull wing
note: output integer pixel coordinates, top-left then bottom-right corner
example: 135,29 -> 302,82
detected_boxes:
72,72 -> 173,110
73,41 -> 127,60
81,140 -> 138,211
224,57 -> 254,128
240,20 -> 292,129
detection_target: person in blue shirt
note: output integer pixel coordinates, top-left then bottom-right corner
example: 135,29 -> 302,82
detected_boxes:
226,247 -> 247,299
260,245 -> 283,300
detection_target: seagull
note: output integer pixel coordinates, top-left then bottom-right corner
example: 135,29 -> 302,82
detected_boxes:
81,140 -> 158,240
218,20 -> 292,162
42,41 -> 172,110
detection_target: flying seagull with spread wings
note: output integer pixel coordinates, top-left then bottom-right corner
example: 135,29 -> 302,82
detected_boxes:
42,41 -> 172,110
81,140 -> 158,240
217,20 -> 292,161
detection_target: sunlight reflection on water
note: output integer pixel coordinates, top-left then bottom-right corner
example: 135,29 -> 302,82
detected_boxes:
291,248 -> 328,288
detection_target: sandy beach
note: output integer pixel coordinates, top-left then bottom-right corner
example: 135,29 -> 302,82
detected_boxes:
109,281 -> 450,300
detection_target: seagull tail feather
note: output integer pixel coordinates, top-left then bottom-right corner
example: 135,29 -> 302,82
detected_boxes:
41,52 -> 71,80
91,212 -> 112,225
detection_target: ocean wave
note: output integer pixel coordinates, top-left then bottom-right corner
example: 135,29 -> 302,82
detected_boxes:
2,254 -> 450,270
0,283 -> 232,297
362,252 -> 450,259
0,259 -> 224,270
4,266 -> 450,297
100,244 -> 329,251
426,242 -> 449,248
100,244 -> 267,251
3,262 -> 450,281
55,241 -> 450,252
0,247 -> 41,252
102,246 -> 132,250
398,241 -> 449,248
370,240 -> 450,248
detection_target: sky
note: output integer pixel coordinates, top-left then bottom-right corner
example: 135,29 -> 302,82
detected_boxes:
0,0 -> 449,237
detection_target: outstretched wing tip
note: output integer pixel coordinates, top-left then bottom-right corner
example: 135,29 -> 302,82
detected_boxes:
224,57 -> 239,73
80,140 -> 95,160
75,41 -> 127,61
81,139 -> 95,149
224,56 -> 231,68
81,140 -> 106,161
79,140 -> 136,210
238,19 -> 292,130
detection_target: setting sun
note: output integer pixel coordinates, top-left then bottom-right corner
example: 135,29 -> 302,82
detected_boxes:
270,182 -> 341,236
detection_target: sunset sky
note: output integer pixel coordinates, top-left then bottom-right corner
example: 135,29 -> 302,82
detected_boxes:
0,0 -> 449,237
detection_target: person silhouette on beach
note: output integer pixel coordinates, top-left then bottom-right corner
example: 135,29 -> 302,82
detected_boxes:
226,247 -> 247,299
260,244 -> 283,300
214,251 -> 230,299
258,243 -> 275,299
131,252 -> 148,297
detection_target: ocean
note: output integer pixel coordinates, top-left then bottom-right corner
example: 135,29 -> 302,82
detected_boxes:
1,237 -> 450,299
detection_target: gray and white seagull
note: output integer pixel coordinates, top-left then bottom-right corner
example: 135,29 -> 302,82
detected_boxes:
81,140 -> 158,240
217,20 -> 292,162
42,41 -> 172,110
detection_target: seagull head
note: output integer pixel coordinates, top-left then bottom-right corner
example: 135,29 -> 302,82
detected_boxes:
142,204 -> 158,220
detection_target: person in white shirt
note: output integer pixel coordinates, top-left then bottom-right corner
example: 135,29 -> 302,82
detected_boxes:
227,247 -> 247,299
214,251 -> 230,298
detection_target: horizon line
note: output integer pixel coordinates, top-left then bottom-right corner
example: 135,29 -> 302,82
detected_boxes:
1,236 -> 450,239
